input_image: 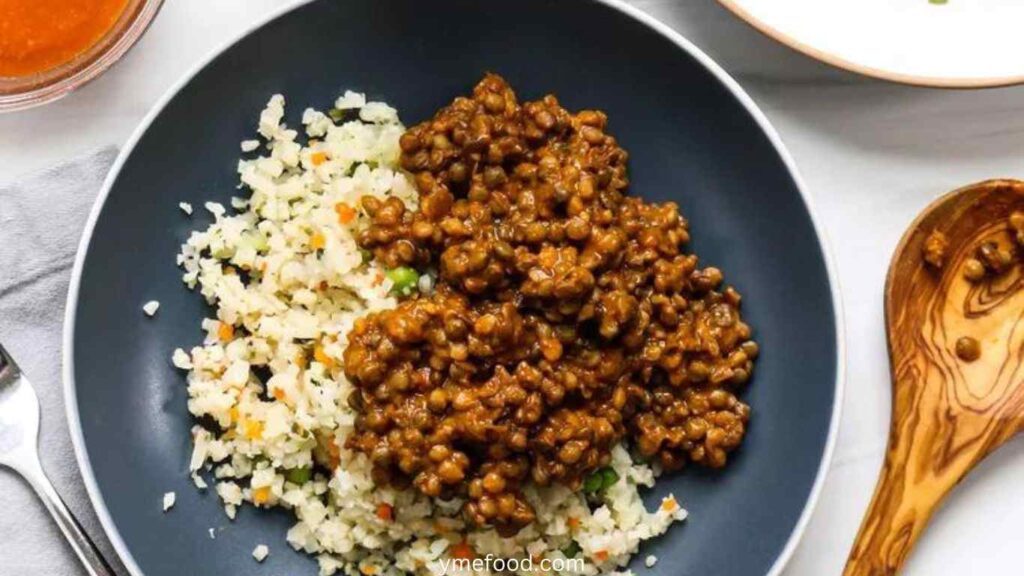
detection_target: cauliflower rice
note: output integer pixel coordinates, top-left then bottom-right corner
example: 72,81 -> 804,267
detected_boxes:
174,92 -> 686,576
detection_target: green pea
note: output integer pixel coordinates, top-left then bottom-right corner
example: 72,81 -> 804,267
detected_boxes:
582,471 -> 603,493
600,467 -> 619,489
386,266 -> 419,295
285,467 -> 312,485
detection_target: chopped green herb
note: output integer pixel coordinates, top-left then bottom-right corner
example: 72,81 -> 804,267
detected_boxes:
211,245 -> 234,259
360,249 -> 373,264
386,266 -> 420,295
285,467 -> 312,485
239,231 -> 269,254
328,108 -> 346,122
562,541 -> 581,558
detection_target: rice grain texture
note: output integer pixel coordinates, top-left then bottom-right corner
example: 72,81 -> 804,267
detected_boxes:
176,93 -> 686,576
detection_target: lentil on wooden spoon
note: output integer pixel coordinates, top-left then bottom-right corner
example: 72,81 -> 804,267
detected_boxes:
846,179 -> 1024,574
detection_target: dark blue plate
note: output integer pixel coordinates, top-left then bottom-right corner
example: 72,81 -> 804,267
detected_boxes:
64,1 -> 843,575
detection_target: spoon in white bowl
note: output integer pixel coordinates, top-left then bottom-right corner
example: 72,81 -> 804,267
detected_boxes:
0,342 -> 116,576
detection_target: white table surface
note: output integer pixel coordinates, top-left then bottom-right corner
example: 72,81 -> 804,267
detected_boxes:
5,1 -> 1024,575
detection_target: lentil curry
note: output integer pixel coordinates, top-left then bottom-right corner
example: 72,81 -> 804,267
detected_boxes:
343,75 -> 758,536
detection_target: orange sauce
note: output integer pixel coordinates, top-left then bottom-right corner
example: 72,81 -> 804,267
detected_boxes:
0,0 -> 130,77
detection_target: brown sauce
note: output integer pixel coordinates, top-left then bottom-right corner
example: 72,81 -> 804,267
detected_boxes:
342,75 -> 757,535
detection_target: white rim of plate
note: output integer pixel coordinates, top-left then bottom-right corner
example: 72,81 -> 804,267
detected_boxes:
62,1 -> 848,574
716,0 -> 1024,89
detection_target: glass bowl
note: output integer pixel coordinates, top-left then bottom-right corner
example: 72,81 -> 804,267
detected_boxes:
0,0 -> 165,113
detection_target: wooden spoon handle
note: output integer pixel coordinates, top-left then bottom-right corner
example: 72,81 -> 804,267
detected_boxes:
842,431 -> 965,575
843,364 -> 1007,575
856,180 -> 1024,575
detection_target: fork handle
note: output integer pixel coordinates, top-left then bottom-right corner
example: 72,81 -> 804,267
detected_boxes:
17,455 -> 117,576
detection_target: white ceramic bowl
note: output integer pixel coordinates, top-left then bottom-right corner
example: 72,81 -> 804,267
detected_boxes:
720,0 -> 1024,88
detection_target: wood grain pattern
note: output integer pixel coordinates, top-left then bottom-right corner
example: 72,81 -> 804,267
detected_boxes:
844,179 -> 1024,576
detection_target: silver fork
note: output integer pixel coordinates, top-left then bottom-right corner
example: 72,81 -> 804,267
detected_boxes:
0,343 -> 116,576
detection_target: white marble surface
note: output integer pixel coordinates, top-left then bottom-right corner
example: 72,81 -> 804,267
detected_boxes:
4,0 -> 1024,574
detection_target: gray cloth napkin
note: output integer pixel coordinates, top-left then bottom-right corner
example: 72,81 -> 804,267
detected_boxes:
0,147 -> 128,576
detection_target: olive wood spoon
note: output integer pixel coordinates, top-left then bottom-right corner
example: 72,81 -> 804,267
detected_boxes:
845,179 -> 1024,575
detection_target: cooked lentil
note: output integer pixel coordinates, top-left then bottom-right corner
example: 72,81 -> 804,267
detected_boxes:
343,75 -> 756,535
923,230 -> 948,269
958,212 -> 1024,284
1010,211 -> 1024,246
977,240 -> 1014,274
955,336 -> 981,362
962,258 -> 987,282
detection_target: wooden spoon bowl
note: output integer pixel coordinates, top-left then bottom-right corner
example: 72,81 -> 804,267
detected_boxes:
845,179 -> 1024,575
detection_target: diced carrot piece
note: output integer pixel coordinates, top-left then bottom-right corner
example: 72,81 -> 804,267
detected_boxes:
272,388 -> 286,401
594,550 -> 609,562
217,323 -> 234,342
326,440 -> 341,469
310,232 -> 326,251
567,516 -> 580,530
360,565 -> 377,576
313,344 -> 335,369
376,503 -> 394,522
252,486 -> 271,504
661,496 -> 677,512
335,202 -> 356,224
244,419 -> 264,440
311,151 -> 327,166
451,540 -> 474,560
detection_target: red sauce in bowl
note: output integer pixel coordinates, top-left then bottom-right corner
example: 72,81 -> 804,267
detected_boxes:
0,0 -> 130,77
